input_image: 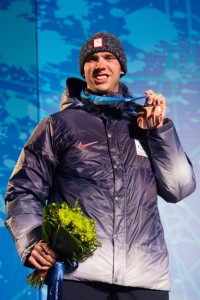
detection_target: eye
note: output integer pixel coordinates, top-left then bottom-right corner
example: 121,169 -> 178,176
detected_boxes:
106,55 -> 116,61
85,55 -> 97,63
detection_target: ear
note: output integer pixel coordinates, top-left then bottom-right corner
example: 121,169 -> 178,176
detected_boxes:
120,70 -> 125,77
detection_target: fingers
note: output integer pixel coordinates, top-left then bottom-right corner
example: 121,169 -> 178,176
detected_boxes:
137,106 -> 163,129
144,89 -> 166,120
137,89 -> 167,129
40,242 -> 58,259
28,241 -> 57,270
145,89 -> 165,105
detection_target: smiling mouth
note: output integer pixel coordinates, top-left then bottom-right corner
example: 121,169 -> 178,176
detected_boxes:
94,75 -> 109,82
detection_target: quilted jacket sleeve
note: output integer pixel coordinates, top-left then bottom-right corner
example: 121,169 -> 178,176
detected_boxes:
147,119 -> 196,203
5,117 -> 59,265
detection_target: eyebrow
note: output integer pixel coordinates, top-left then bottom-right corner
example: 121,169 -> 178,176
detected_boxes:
87,53 -> 116,60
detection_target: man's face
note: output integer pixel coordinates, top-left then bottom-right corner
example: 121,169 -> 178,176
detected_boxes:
83,52 -> 124,94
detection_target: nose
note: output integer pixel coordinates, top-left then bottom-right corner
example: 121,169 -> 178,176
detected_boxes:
95,57 -> 106,69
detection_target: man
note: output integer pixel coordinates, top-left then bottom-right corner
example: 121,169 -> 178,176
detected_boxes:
5,32 -> 196,300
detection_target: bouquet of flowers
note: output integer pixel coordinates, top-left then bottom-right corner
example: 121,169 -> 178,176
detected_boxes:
27,200 -> 101,290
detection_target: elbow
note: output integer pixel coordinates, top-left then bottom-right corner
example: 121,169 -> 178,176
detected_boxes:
159,177 -> 196,203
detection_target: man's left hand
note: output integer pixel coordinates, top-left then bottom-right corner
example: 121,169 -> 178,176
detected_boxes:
137,89 -> 166,129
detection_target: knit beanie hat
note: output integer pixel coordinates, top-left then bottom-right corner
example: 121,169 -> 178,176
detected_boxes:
79,32 -> 127,77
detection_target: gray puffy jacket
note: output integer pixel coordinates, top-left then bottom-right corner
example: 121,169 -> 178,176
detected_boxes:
5,79 -> 196,291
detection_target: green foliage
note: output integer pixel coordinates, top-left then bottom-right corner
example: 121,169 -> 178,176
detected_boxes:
27,200 -> 101,289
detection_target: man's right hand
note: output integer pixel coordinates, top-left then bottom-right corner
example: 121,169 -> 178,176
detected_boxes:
28,240 -> 58,271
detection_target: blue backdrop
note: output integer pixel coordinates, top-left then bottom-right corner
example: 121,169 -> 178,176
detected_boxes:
0,0 -> 199,299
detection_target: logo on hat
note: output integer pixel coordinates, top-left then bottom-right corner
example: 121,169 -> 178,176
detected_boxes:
93,37 -> 104,48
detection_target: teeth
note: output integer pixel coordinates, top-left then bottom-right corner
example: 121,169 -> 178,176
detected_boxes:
96,75 -> 107,80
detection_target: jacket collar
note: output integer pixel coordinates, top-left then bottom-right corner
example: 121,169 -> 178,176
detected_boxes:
60,77 -> 141,116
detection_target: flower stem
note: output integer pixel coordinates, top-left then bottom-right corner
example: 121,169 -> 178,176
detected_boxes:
27,269 -> 47,290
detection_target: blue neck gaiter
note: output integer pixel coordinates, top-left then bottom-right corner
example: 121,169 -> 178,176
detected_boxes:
80,90 -> 146,106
